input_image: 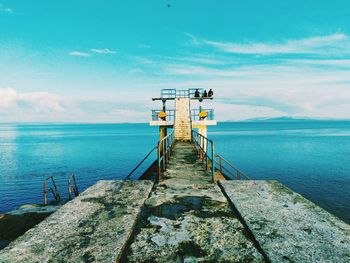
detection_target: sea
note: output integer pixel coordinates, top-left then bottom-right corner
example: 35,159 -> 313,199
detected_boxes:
0,121 -> 349,223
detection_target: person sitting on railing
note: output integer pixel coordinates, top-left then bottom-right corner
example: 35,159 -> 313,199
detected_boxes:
194,89 -> 200,98
202,90 -> 208,98
208,89 -> 213,97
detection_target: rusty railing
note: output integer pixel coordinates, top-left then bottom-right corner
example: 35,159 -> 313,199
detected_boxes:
68,174 -> 79,200
215,154 -> 250,180
157,130 -> 175,181
44,176 -> 61,205
192,130 -> 215,182
126,146 -> 158,180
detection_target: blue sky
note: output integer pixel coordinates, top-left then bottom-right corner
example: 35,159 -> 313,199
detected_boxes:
1,0 -> 350,122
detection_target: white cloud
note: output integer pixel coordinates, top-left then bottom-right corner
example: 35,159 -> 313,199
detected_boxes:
204,33 -> 349,55
69,51 -> 90,57
283,59 -> 350,67
185,33 -> 200,45
0,87 -> 153,123
0,87 -> 17,107
90,48 -> 116,54
0,87 -> 66,112
0,3 -> 13,14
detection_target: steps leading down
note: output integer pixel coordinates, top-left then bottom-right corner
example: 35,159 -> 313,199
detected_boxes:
174,98 -> 191,141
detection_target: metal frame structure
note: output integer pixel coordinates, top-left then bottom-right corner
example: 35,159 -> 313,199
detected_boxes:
190,109 -> 215,121
157,130 -> 175,181
126,146 -> 158,180
215,154 -> 251,180
44,176 -> 61,205
153,88 -> 211,100
191,130 -> 215,182
68,174 -> 79,200
151,109 -> 176,121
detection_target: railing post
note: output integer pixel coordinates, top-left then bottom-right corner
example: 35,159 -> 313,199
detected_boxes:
162,140 -> 166,170
211,142 -> 215,183
205,142 -> 209,171
44,179 -> 47,206
73,175 -> 79,196
157,141 -> 161,181
68,178 -> 72,200
219,156 -> 223,173
201,136 -> 204,163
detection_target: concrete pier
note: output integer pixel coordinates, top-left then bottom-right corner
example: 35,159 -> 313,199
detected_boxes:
0,180 -> 153,263
0,142 -> 349,262
220,180 -> 350,262
125,142 -> 263,262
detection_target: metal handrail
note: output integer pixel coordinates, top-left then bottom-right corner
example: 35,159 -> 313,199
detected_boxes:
215,154 -> 251,180
191,109 -> 215,121
161,89 -> 176,99
151,109 -> 176,121
192,130 -> 215,182
68,174 -> 79,200
157,130 -> 175,181
44,176 -> 61,205
126,146 -> 158,180
159,88 -> 207,99
176,89 -> 189,98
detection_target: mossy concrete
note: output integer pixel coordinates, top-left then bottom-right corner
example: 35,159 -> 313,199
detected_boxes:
2,141 -> 348,262
220,180 -> 350,263
126,142 -> 263,262
0,180 -> 153,263
0,205 -> 59,250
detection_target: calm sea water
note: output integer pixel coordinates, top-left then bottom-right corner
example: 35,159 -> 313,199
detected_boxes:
0,122 -> 349,223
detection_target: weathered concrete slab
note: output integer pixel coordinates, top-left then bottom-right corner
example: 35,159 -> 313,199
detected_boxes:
126,142 -> 263,262
220,180 -> 350,263
0,180 -> 153,263
0,205 -> 59,250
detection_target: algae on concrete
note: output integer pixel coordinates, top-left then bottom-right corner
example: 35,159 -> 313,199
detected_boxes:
221,180 -> 350,263
126,142 -> 263,262
0,180 -> 153,263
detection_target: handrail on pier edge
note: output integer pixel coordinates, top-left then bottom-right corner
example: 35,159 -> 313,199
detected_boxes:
126,146 -> 158,180
157,130 -> 175,181
125,130 -> 174,182
191,130 -> 215,182
215,154 -> 251,180
192,130 -> 250,181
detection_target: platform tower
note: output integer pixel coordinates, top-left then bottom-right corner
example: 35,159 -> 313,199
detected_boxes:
150,89 -> 217,148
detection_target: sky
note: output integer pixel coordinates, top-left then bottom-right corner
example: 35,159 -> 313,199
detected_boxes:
1,0 -> 350,122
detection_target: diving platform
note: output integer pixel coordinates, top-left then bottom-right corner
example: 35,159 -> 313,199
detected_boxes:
150,89 -> 217,140
1,88 -> 349,262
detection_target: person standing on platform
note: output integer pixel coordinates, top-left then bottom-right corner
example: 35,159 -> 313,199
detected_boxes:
194,89 -> 200,98
208,89 -> 213,97
202,90 -> 208,98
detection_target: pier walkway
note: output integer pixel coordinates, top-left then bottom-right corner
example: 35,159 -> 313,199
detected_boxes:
125,142 -> 263,262
0,141 -> 349,262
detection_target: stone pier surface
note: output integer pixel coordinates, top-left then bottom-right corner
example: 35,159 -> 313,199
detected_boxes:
125,142 -> 264,262
1,143 -> 349,263
220,180 -> 350,263
0,180 -> 153,263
